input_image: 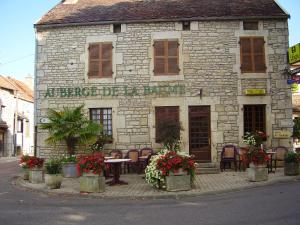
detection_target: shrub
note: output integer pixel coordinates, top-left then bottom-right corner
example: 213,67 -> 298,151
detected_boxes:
45,157 -> 62,174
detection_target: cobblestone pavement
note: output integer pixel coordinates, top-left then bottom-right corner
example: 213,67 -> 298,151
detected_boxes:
17,168 -> 300,199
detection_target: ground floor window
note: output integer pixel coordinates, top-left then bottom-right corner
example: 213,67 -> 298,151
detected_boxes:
244,105 -> 266,134
155,106 -> 179,143
90,108 -> 112,136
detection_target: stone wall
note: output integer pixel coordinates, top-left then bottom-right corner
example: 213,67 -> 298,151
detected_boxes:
35,20 -> 292,161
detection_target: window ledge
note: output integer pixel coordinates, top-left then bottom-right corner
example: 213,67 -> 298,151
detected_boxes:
86,77 -> 115,84
150,74 -> 184,82
240,73 -> 268,79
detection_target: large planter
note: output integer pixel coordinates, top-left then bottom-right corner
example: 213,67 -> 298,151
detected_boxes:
247,163 -> 268,182
62,162 -> 78,178
29,168 -> 44,184
79,172 -> 105,193
284,162 -> 299,176
45,174 -> 63,189
165,174 -> 191,192
22,168 -> 29,180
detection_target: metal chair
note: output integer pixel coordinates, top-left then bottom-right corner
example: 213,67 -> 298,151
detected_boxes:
220,145 -> 238,171
138,147 -> 154,173
124,149 -> 139,173
273,146 -> 288,169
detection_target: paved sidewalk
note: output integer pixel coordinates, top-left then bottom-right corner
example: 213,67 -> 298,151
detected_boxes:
0,157 -> 19,163
17,168 -> 300,199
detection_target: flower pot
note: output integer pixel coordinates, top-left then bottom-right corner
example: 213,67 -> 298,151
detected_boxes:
165,174 -> 191,191
284,162 -> 299,176
169,168 -> 186,176
79,172 -> 105,193
29,168 -> 44,184
247,163 -> 268,182
45,174 -> 63,189
62,162 -> 78,178
23,168 -> 29,180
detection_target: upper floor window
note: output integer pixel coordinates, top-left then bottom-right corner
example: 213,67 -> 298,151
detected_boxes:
88,43 -> 113,78
240,37 -> 266,73
113,24 -> 121,33
243,21 -> 259,30
182,21 -> 190,31
153,40 -> 179,75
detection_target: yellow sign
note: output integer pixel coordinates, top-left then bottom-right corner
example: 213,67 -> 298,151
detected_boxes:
244,89 -> 266,95
288,43 -> 300,64
274,130 -> 292,139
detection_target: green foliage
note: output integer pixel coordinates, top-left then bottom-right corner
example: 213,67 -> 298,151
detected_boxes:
292,117 -> 300,139
61,155 -> 77,163
40,105 -> 101,156
88,134 -> 113,153
156,119 -> 183,152
284,151 -> 299,163
44,157 -> 62,174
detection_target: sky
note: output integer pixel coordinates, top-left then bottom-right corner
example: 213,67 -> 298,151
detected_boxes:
0,0 -> 299,81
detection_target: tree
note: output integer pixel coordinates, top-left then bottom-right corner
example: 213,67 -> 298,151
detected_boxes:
40,105 -> 101,156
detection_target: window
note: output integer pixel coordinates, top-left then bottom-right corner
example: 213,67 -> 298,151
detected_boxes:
182,21 -> 190,31
153,40 -> 179,75
243,21 -> 258,30
113,24 -> 121,33
90,108 -> 112,137
88,43 -> 113,78
155,106 -> 179,143
244,105 -> 266,134
240,37 -> 266,73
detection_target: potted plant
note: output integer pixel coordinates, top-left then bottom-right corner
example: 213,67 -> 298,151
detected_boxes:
40,105 -> 101,178
19,155 -> 31,180
27,156 -> 44,184
44,157 -> 63,189
61,155 -> 78,178
244,131 -> 269,182
145,149 -> 195,191
284,151 -> 299,176
77,152 -> 106,193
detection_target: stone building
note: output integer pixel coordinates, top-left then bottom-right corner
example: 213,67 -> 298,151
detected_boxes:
0,76 -> 34,156
34,0 -> 293,163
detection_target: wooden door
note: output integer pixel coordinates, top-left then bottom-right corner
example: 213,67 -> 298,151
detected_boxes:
0,131 -> 4,156
189,106 -> 211,162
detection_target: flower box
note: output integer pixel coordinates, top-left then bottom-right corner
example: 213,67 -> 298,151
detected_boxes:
62,162 -> 78,178
45,174 -> 63,189
247,163 -> 268,182
165,174 -> 191,191
29,168 -> 44,184
79,172 -> 105,193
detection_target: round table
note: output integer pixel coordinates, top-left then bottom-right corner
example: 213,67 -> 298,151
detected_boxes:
104,159 -> 131,185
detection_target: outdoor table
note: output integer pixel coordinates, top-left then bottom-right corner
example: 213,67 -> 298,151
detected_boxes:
266,151 -> 276,173
104,156 -> 114,160
104,159 -> 131,185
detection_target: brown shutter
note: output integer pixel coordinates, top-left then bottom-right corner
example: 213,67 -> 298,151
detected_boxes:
88,44 -> 100,77
240,37 -> 266,73
253,38 -> 266,72
101,43 -> 113,77
154,40 -> 179,75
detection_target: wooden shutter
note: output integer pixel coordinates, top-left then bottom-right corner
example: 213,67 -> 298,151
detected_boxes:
88,43 -> 112,78
155,106 -> 179,142
154,40 -> 179,75
240,37 -> 266,73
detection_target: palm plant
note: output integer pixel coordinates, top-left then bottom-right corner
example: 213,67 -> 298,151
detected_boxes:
40,105 -> 101,156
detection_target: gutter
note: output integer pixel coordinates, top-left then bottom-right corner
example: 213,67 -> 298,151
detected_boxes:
34,15 -> 289,29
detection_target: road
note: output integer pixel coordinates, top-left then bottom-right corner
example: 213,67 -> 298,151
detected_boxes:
0,160 -> 299,225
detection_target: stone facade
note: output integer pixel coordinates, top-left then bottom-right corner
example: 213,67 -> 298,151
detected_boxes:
35,19 -> 292,161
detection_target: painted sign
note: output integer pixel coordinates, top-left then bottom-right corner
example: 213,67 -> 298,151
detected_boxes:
244,89 -> 266,95
44,84 -> 185,98
273,130 -> 292,139
288,43 -> 300,64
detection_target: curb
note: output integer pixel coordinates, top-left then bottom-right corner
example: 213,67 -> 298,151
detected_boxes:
13,175 -> 300,200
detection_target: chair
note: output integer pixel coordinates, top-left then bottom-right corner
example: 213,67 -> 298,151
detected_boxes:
237,147 -> 249,171
124,149 -> 139,173
273,146 -> 288,169
220,145 -> 238,171
138,147 -> 154,173
109,150 -> 123,159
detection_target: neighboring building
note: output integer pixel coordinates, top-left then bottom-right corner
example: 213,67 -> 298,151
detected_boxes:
0,76 -> 34,156
34,0 -> 293,163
